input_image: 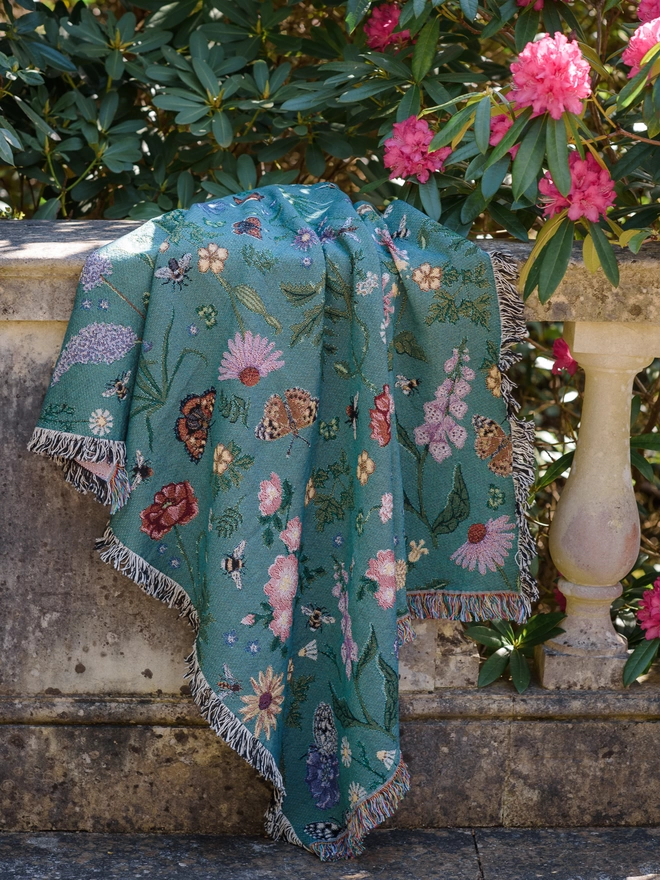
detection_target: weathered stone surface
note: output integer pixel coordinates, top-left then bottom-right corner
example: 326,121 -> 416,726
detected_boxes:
0,830 -> 482,880
478,827 -> 660,880
435,621 -> 480,688
535,643 -> 628,690
400,620 -> 436,693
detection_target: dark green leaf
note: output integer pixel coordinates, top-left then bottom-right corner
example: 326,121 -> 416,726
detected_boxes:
631,450 -> 655,482
465,625 -> 506,650
377,654 -> 398,731
105,49 -> 125,81
193,57 -> 220,98
431,464 -> 470,535
419,176 -> 441,220
478,647 -> 511,687
412,17 -> 440,82
393,330 -> 429,361
588,221 -> 620,288
631,433 -> 660,450
355,626 -> 378,682
488,202 -> 529,241
460,0 -> 479,21
397,85 -> 421,122
535,450 -> 574,492
546,115 -> 571,197
623,637 -> 660,686
98,92 -> 119,132
177,170 -> 194,208
537,218 -> 574,303
474,96 -> 491,155
236,153 -> 257,191
306,142 -> 326,177
485,108 -> 531,168
430,104 -> 476,150
515,8 -> 540,52
211,111 -> 233,148
512,116 -> 546,200
481,156 -> 509,199
509,649 -> 531,693
461,188 -> 487,224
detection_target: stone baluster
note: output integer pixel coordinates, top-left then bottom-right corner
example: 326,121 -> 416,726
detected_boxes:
537,320 -> 660,689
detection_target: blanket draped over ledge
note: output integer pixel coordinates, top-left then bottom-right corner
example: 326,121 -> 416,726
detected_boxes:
28,182 -> 536,860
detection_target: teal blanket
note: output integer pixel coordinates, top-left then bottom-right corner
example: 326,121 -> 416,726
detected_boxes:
29,183 -> 535,859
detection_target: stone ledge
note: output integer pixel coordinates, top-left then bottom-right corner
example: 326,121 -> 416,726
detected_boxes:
2,220 -> 660,323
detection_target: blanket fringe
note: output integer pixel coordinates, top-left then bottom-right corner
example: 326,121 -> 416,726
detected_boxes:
309,757 -> 411,861
407,589 -> 527,624
396,614 -> 416,646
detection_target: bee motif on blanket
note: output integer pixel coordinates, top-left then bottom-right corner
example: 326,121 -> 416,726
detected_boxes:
129,450 -> 153,490
154,253 -> 192,290
217,664 -> 242,698
102,370 -> 131,401
345,391 -> 359,440
395,375 -> 421,396
221,540 -> 246,589
391,213 -> 410,241
301,605 -> 335,632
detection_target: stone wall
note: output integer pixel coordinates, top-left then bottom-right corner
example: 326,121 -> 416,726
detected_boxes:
2,221 -> 660,832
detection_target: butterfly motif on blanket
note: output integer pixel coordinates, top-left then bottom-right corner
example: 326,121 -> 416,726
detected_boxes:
312,702 -> 338,758
472,414 -> 512,477
174,388 -> 216,463
233,217 -> 262,239
304,820 -> 343,841
255,387 -> 319,455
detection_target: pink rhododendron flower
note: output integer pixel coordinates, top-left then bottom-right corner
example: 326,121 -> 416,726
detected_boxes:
489,113 -> 520,159
552,338 -> 578,376
258,472 -> 282,516
639,0 -> 660,22
384,116 -> 452,184
510,33 -> 591,119
538,152 -> 616,222
622,17 -> 660,77
365,549 -> 397,609
280,516 -> 302,553
364,2 -> 410,52
638,578 -> 660,640
450,516 -> 515,575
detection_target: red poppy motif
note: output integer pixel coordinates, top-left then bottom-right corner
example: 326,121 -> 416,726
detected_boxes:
369,384 -> 394,447
139,480 -> 199,540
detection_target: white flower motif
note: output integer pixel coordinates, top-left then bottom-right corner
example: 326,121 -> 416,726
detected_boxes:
298,640 -> 318,661
341,736 -> 352,768
376,749 -> 396,770
348,781 -> 367,807
89,408 -> 113,436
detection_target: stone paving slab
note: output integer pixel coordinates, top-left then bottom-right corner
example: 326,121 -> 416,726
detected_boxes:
477,828 -> 660,880
0,830 -> 481,880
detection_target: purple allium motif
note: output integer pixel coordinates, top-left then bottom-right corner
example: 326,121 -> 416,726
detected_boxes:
414,342 -> 472,463
80,252 -> 113,292
51,322 -> 139,385
292,227 -> 320,251
305,747 -> 340,809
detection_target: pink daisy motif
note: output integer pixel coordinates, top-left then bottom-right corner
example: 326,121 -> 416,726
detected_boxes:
365,549 -> 397,609
450,516 -> 515,575
489,113 -> 520,159
280,516 -> 302,553
551,338 -> 578,376
638,578 -> 660,640
218,331 -> 284,386
638,0 -> 660,22
270,605 -> 293,641
510,33 -> 591,120
622,17 -> 660,77
264,553 -> 299,641
384,116 -> 452,184
259,472 -> 282,516
364,2 -> 411,52
538,152 -> 616,223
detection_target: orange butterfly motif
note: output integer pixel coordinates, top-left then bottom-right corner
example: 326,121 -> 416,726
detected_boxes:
472,415 -> 512,477
255,387 -> 319,456
175,388 -> 216,463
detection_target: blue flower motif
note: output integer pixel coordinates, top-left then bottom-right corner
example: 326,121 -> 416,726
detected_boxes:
142,341 -> 153,353
80,299 -> 92,310
332,534 -> 344,548
98,299 -> 109,310
245,640 -> 261,655
169,557 -> 181,569
393,534 -> 400,546
157,543 -> 168,555
188,324 -> 199,336
301,256 -> 313,268
305,746 -> 340,810
224,630 -> 238,647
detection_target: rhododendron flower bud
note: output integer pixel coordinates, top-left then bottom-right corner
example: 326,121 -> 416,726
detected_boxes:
622,17 -> 660,77
539,152 -> 616,223
384,116 -> 452,183
364,3 -> 410,52
638,578 -> 660,640
489,113 -> 520,158
638,0 -> 660,22
510,33 -> 591,119
551,338 -> 578,376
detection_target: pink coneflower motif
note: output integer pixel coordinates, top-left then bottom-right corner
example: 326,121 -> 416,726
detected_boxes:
539,152 -> 616,223
638,577 -> 660,640
639,0 -> 660,22
622,17 -> 660,77
259,472 -> 282,516
551,338 -> 578,376
218,331 -> 284,386
510,33 -> 591,120
364,2 -> 411,51
264,553 -> 299,641
450,516 -> 515,575
365,549 -> 397,609
384,116 -> 452,184
280,516 -> 302,553
489,113 -> 520,159
292,227 -> 320,251
415,343 -> 472,463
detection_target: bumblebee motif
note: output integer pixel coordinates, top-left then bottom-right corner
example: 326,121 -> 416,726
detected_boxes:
301,605 -> 335,632
391,213 -> 410,241
395,374 -> 421,396
129,449 -> 153,490
221,541 -> 246,589
154,253 -> 193,290
102,370 -> 131,401
345,391 -> 359,440
217,663 -> 242,699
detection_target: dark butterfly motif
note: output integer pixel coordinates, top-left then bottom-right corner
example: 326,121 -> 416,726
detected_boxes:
313,702 -> 338,758
472,414 -> 513,477
303,820 -> 343,841
232,217 -> 262,239
233,192 -> 264,205
391,213 -> 411,240
255,387 -> 319,455
175,388 -> 216,462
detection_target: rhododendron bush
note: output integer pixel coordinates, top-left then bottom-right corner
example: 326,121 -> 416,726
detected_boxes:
1,0 -> 660,301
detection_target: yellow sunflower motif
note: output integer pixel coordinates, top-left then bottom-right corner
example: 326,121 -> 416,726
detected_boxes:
213,443 -> 234,476
411,262 -> 443,292
485,364 -> 502,398
239,666 -> 285,741
197,242 -> 229,275
356,450 -> 376,486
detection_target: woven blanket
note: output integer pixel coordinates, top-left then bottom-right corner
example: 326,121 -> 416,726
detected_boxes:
29,183 -> 535,860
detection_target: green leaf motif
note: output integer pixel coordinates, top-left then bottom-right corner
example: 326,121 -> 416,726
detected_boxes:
458,293 -> 491,329
212,500 -> 244,539
431,464 -> 470,536
377,654 -> 398,732
285,674 -> 315,728
425,290 -> 460,325
331,689 -> 363,729
356,626 -> 379,682
393,330 -> 428,362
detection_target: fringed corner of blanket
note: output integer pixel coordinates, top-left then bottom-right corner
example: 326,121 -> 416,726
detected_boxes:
27,426 -> 130,514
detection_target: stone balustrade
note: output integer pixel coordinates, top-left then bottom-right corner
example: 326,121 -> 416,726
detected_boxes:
3,221 -> 660,831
